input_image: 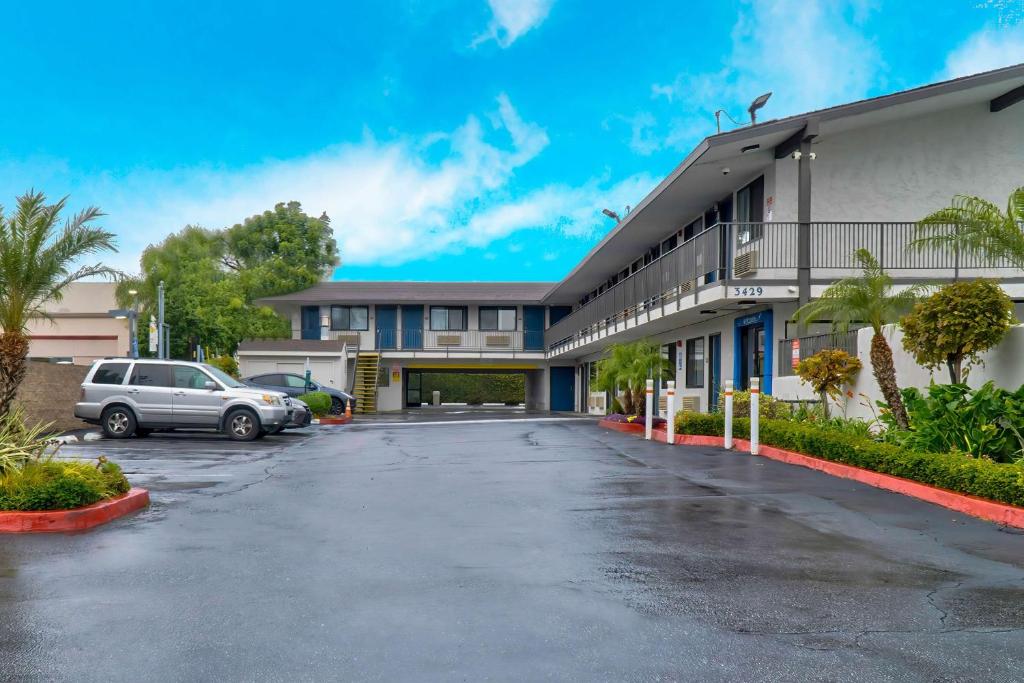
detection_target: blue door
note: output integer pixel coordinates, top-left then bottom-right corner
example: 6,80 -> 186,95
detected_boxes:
301,306 -> 320,340
523,306 -> 545,350
376,306 -> 397,350
402,305 -> 423,349
550,366 -> 575,412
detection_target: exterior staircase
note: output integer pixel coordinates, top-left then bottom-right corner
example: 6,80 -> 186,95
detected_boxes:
352,352 -> 381,414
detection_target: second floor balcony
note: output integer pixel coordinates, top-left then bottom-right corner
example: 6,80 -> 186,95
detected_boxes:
545,221 -> 1020,355
298,328 -> 546,355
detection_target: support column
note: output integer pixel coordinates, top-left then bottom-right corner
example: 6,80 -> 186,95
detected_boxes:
797,138 -> 811,305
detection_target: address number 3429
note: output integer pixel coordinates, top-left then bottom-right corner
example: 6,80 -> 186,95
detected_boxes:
732,286 -> 764,297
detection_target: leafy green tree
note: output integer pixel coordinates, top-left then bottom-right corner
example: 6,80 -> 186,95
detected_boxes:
223,202 -> 340,299
119,202 -> 339,358
794,249 -> 926,430
595,339 -> 673,415
900,279 -> 1015,384
0,191 -> 118,418
795,349 -> 862,418
914,187 -> 1024,269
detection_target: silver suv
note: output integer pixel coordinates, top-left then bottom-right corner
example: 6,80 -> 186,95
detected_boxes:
75,358 -> 293,441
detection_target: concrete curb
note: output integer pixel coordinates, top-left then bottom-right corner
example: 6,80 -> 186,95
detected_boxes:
597,418 -> 1024,529
314,416 -> 352,425
0,488 -> 150,534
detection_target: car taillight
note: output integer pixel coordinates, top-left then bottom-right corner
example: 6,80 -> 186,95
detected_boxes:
80,387 -> 85,401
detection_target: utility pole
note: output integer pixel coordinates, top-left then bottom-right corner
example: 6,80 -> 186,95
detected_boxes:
157,280 -> 165,359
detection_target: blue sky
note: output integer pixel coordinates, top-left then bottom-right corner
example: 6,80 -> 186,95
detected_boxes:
2,0 -> 1023,282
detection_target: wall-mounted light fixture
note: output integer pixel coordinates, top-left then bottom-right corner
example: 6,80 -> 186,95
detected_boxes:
320,314 -> 330,328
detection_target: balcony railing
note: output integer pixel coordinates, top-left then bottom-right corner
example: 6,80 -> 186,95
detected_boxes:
545,221 -> 1019,354
777,330 -> 860,378
374,329 -> 544,353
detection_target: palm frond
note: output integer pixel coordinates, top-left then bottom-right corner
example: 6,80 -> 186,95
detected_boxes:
913,188 -> 1024,269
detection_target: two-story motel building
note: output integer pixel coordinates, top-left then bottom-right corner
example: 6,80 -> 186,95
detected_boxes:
241,64 -> 1024,414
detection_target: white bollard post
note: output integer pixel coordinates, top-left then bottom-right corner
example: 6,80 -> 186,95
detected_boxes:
666,380 -> 676,445
724,380 -> 734,450
644,379 -> 654,440
750,377 -> 760,455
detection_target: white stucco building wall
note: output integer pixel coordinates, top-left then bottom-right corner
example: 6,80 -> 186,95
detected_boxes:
774,324 -> 1024,423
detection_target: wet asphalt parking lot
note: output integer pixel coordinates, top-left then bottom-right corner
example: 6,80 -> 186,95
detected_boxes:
1,415 -> 1023,681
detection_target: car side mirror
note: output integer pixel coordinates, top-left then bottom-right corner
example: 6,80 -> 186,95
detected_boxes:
204,381 -> 218,391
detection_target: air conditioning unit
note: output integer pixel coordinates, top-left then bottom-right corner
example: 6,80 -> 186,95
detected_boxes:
733,250 -> 759,277
681,396 -> 701,412
678,279 -> 696,294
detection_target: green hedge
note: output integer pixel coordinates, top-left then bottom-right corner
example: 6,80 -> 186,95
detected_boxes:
0,460 -> 131,511
298,391 -> 332,416
674,412 -> 1024,508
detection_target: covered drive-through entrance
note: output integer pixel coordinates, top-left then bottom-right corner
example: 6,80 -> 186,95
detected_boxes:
402,364 -> 549,410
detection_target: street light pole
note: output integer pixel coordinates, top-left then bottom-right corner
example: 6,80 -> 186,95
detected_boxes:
157,280 -> 165,359
128,289 -> 139,359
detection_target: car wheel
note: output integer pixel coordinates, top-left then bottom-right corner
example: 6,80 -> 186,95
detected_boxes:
225,408 -> 260,442
330,397 -> 344,415
101,406 -> 137,439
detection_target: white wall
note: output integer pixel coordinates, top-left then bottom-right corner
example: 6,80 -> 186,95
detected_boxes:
238,354 -> 344,389
774,324 -> 1024,422
772,101 -> 1024,222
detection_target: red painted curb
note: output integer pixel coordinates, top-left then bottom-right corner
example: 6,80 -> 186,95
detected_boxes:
0,488 -> 150,534
599,419 -> 1024,529
317,416 -> 352,425
598,419 -> 646,435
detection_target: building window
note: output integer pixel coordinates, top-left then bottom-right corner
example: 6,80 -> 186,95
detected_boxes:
683,218 -> 702,241
430,306 -> 467,331
330,305 -> 368,331
736,175 -> 765,245
685,337 -> 705,388
479,306 -> 516,331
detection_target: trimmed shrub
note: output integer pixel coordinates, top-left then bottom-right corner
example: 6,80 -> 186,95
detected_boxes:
671,412 -> 1024,507
0,458 -> 131,511
716,390 -> 791,419
298,391 -> 332,416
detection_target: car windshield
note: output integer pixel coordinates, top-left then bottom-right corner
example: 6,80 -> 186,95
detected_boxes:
202,364 -> 245,388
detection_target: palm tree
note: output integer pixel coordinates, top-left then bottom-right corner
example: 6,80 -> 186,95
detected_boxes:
595,339 -> 673,415
0,191 -> 118,418
914,187 -> 1024,268
793,249 -> 926,430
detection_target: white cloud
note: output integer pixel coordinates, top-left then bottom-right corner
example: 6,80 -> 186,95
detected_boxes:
943,24 -> 1024,78
2,95 -> 653,275
639,0 -> 883,152
472,0 -> 553,48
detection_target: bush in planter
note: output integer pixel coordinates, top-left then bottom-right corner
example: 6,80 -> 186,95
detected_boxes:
715,390 -> 791,420
886,382 -> 1024,463
0,458 -> 131,511
795,349 -> 862,418
298,391 -> 332,417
